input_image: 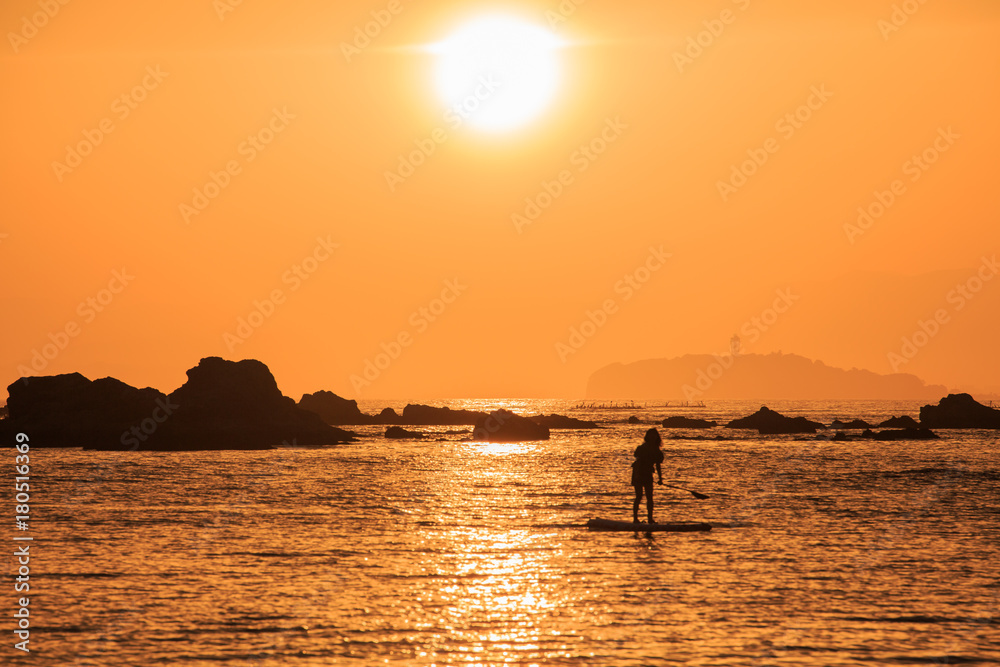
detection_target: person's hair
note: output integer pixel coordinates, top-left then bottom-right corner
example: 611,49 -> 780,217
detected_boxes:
644,428 -> 662,447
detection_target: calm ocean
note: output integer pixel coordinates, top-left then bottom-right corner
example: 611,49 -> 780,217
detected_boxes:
8,399 -> 999,666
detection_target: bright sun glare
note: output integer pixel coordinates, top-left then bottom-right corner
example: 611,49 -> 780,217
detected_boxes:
432,16 -> 563,133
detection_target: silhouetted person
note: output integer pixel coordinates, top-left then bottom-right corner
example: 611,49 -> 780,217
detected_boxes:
631,427 -> 664,523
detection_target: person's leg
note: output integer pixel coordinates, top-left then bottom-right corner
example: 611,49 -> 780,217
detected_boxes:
645,482 -> 655,524
633,485 -> 643,522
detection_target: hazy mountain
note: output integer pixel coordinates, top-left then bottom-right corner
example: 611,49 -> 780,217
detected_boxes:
586,352 -> 948,400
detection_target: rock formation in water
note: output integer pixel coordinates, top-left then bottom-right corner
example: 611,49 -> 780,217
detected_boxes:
1,373 -> 167,449
918,393 -> 1000,429
662,416 -> 718,429
298,390 -> 374,425
587,352 -> 948,400
152,357 -> 354,450
473,409 -> 550,442
398,404 -> 488,425
831,419 -> 872,429
296,392 -> 597,430
1,358 -> 355,450
878,415 -> 920,429
385,426 -> 423,439
726,406 -> 826,434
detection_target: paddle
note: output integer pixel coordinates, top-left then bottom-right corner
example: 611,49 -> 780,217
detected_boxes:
660,482 -> 709,499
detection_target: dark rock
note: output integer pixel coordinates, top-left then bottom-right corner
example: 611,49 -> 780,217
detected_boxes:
627,415 -> 641,424
870,428 -> 940,441
919,393 -> 1000,429
376,407 -> 400,423
1,358 -> 357,450
878,415 -> 920,429
473,409 -> 549,442
831,431 -> 852,441
831,419 -> 872,429
725,406 -> 825,434
385,426 -> 423,439
146,358 -> 356,450
399,404 -> 489,425
1,373 -> 167,448
530,414 -> 598,429
662,416 -> 718,429
298,390 -> 372,425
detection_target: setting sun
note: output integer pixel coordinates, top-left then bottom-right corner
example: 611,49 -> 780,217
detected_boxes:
430,15 -> 563,132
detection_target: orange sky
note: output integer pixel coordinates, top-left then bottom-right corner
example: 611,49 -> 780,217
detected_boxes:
1,0 -> 998,400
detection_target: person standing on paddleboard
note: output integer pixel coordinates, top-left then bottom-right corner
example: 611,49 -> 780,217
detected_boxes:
631,428 -> 664,524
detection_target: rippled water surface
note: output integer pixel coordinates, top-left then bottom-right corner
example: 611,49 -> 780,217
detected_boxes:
8,400 -> 1000,666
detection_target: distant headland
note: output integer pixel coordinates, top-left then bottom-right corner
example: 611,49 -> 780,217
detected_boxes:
587,352 -> 948,400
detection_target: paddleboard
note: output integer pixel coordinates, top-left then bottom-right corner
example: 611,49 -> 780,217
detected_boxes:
587,518 -> 712,532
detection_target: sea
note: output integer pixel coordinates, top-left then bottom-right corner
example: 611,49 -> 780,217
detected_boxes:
7,399 -> 1000,666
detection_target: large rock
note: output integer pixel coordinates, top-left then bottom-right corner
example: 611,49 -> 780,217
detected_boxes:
1,373 -> 167,448
919,394 -> 1000,429
473,409 -> 549,442
151,357 -> 354,450
726,406 -> 825,434
662,416 -> 717,429
1,358 -> 355,450
299,390 -> 372,425
530,414 -> 598,429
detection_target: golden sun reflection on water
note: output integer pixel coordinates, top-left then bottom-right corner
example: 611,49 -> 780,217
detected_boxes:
466,440 -> 542,457
432,527 -> 577,663
423,438 -> 583,664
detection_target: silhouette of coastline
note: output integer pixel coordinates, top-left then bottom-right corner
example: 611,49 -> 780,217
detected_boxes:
588,352 -> 949,400
297,390 -> 597,429
0,357 -> 354,450
2,353 -> 997,450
